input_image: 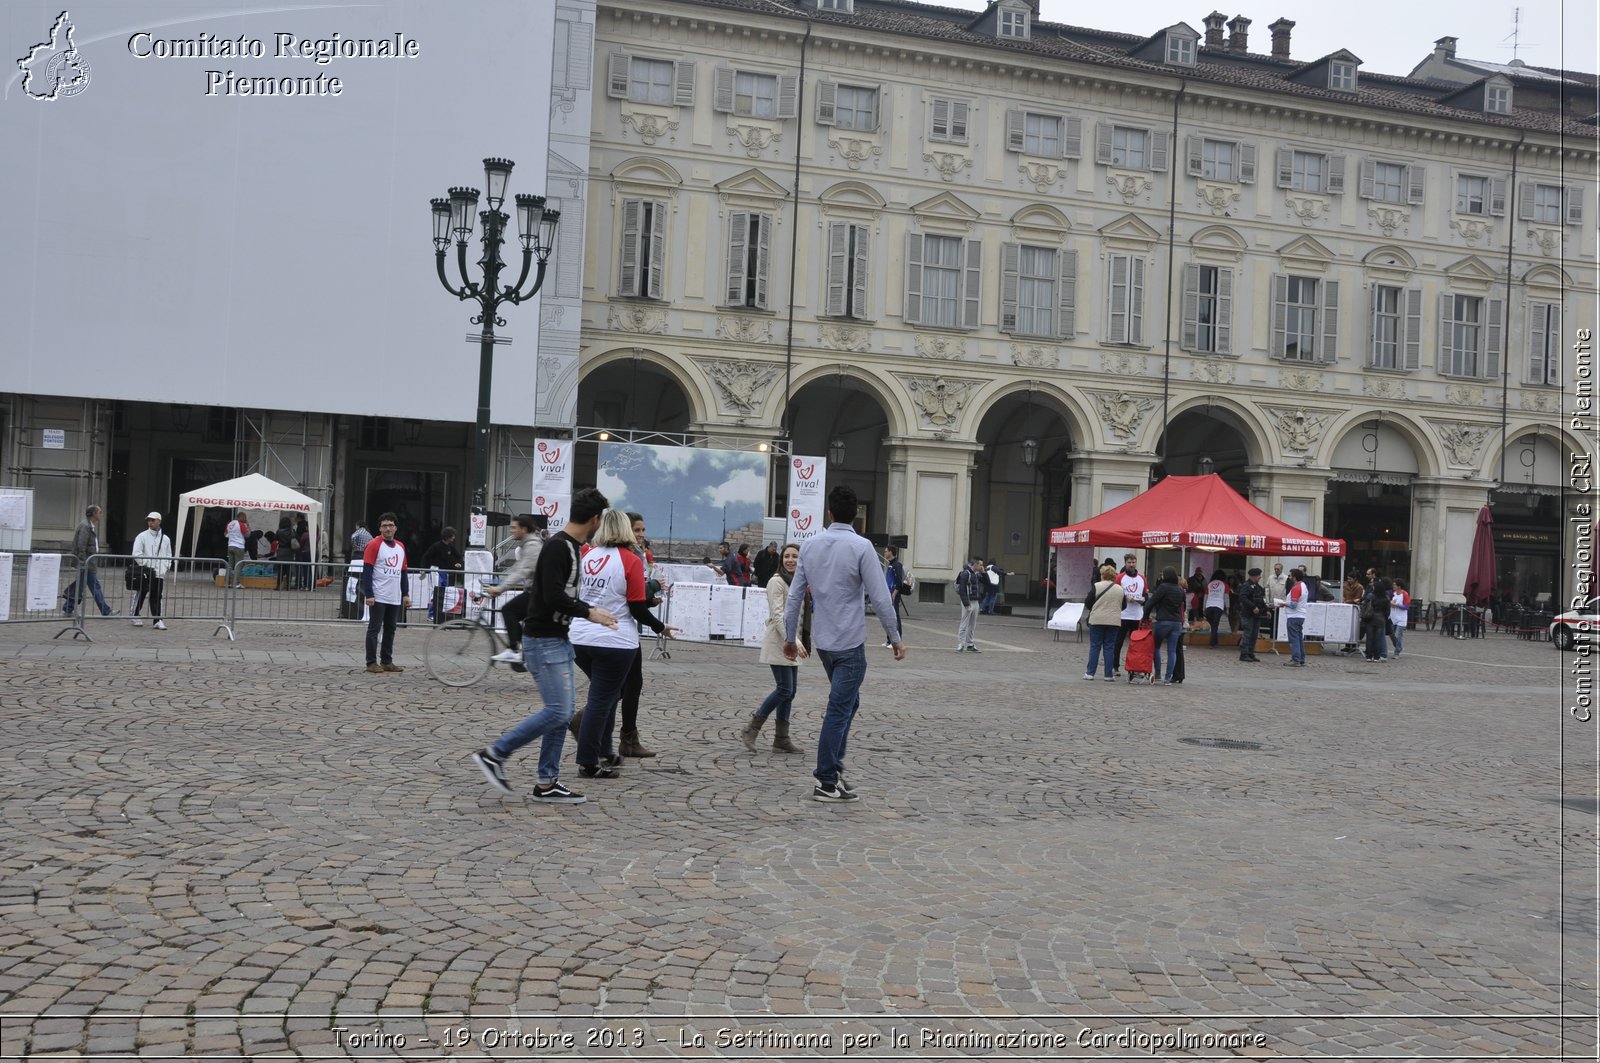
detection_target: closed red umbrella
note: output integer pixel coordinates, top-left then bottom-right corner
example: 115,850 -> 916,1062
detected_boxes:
1462,505 -> 1497,607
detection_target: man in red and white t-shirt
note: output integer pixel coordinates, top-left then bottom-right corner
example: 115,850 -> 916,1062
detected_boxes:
1112,553 -> 1147,675
359,512 -> 410,673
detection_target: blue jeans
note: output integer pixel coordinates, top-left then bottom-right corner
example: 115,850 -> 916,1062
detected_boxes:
814,645 -> 867,786
493,638 -> 576,784
1390,623 -> 1405,656
365,601 -> 401,664
1365,619 -> 1389,660
1287,616 -> 1306,663
757,664 -> 798,722
1086,624 -> 1118,677
63,565 -> 110,615
1152,620 -> 1182,681
980,589 -> 998,613
573,644 -> 634,766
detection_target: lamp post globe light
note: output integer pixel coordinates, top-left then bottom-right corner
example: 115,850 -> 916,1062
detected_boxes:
431,157 -> 560,513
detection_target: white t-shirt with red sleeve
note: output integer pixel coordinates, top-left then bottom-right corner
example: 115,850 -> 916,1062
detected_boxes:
1283,579 -> 1308,617
570,546 -> 645,650
363,537 -> 408,605
1389,588 -> 1410,628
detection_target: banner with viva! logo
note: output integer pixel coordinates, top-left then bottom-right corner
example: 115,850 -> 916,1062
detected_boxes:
532,438 -> 572,529
787,455 -> 827,545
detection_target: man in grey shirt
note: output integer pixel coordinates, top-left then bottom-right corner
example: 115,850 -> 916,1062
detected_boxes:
784,484 -> 904,803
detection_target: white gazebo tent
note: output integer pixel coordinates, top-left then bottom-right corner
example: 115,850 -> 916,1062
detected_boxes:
174,473 -> 323,562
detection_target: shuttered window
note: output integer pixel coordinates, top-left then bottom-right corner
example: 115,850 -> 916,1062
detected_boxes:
824,222 -> 870,319
607,54 -> 694,106
618,198 -> 667,300
713,68 -> 799,118
1106,255 -> 1146,344
1271,275 -> 1339,362
1519,182 -> 1581,226
1526,301 -> 1561,385
928,97 -> 970,144
1369,285 -> 1422,370
1096,123 -> 1169,172
1179,264 -> 1233,354
1454,174 -> 1507,216
905,234 -> 979,328
724,212 -> 772,310
1277,150 -> 1346,194
1439,294 -> 1504,379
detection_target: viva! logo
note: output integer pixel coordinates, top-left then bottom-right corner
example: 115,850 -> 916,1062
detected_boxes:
792,459 -> 815,480
791,510 -> 813,532
584,554 -> 609,576
534,496 -> 561,518
537,445 -> 564,466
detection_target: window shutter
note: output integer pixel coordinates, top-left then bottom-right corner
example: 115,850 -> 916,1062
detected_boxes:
713,67 -> 735,113
851,225 -> 870,319
619,198 -> 641,295
1275,149 -> 1294,189
1179,263 -> 1200,350
1057,248 -> 1077,339
1186,135 -> 1204,177
754,214 -> 772,310
674,61 -> 696,106
815,79 -> 837,125
1060,117 -> 1082,159
725,211 -> 748,305
1406,165 -> 1426,205
1238,143 -> 1257,184
1437,294 -> 1455,369
1327,154 -> 1346,194
1358,159 -> 1376,200
608,53 -> 631,98
1096,121 -> 1114,165
949,100 -> 969,142
1108,255 -> 1129,342
1215,269 -> 1234,354
999,242 -> 1020,332
1517,181 -> 1535,221
825,222 -> 848,316
1402,287 -> 1422,370
1525,302 -> 1543,383
1319,280 -> 1339,362
904,233 -> 924,324
1129,257 -> 1146,344
1567,186 -> 1585,226
646,200 -> 666,299
1271,274 -> 1289,357
1484,297 -> 1503,378
962,238 -> 983,329
1006,109 -> 1025,153
930,97 -> 949,140
1489,177 -> 1507,216
1149,131 -> 1170,173
776,74 -> 799,118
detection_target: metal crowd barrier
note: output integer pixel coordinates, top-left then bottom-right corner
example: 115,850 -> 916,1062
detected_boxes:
225,560 -> 473,629
0,553 -> 233,642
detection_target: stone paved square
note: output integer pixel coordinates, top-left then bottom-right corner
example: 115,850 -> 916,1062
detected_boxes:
0,603 -> 1594,1059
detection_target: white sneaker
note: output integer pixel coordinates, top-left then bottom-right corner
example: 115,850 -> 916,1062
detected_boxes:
154,620 -> 166,631
130,618 -> 144,626
491,648 -> 521,663
1082,673 -> 1095,680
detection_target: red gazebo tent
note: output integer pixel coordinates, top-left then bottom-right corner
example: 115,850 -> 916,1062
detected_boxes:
1049,475 -> 1345,596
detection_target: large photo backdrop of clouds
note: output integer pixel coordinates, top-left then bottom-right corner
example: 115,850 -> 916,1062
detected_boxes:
597,444 -> 768,548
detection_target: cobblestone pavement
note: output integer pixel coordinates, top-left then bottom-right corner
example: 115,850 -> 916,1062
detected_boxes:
0,604 -> 1594,1060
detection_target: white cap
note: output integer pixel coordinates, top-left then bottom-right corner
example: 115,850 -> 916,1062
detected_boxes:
146,511 -> 162,520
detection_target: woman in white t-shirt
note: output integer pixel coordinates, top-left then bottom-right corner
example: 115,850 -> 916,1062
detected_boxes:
1203,573 -> 1229,646
570,510 -> 677,778
1388,577 -> 1411,659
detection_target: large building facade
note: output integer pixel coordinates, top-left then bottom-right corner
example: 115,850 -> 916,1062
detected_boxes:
578,0 -> 1596,605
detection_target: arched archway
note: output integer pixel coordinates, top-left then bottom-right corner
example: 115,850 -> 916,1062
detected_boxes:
1155,403 -> 1263,574
969,388 -> 1076,600
574,351 -> 697,497
1486,429 -> 1569,605
785,370 -> 893,534
1326,418 -> 1425,581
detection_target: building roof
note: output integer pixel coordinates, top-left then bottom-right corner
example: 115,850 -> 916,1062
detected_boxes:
662,0 -> 1599,140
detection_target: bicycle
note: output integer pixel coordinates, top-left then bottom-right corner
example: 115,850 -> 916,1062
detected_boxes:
424,581 -> 525,687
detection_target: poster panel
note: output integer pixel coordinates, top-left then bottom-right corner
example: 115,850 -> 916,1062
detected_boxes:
787,455 -> 826,545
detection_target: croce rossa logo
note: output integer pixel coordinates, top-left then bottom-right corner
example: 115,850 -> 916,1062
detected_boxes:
18,10 -> 92,100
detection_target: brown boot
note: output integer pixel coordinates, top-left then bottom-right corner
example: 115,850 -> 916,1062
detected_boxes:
567,708 -> 584,739
619,729 -> 656,757
739,713 -> 766,752
771,718 -> 802,754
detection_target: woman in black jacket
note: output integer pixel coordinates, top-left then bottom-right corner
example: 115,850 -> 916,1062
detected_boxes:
1145,568 -> 1187,685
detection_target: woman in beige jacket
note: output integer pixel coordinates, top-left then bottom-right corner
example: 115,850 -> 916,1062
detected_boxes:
741,544 -> 811,753
1084,563 -> 1127,680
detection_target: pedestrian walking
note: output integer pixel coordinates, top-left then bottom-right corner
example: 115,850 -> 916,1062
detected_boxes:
226,510 -> 249,588
1236,567 -> 1266,661
129,511 -> 173,630
954,557 -> 984,652
486,514 -> 543,664
1389,578 -> 1411,658
1144,568 -> 1187,685
615,511 -> 661,758
1279,570 -> 1308,666
1363,576 -> 1393,662
1082,563 -> 1126,680
571,509 -> 678,779
743,543 -> 810,752
471,488 -> 617,804
360,513 -> 410,673
1111,553 -> 1147,675
61,505 -> 113,617
884,544 -> 913,631
783,485 -> 904,803
980,560 -> 1007,614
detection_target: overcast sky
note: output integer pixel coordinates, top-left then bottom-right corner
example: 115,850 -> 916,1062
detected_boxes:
940,0 -> 1595,78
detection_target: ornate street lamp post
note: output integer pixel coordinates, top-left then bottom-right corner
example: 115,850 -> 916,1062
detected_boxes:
431,157 -> 559,512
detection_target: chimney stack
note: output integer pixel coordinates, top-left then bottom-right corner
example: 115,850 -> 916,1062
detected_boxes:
1226,15 -> 1251,53
1434,36 -> 1458,60
1268,18 -> 1294,60
1203,11 -> 1227,49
